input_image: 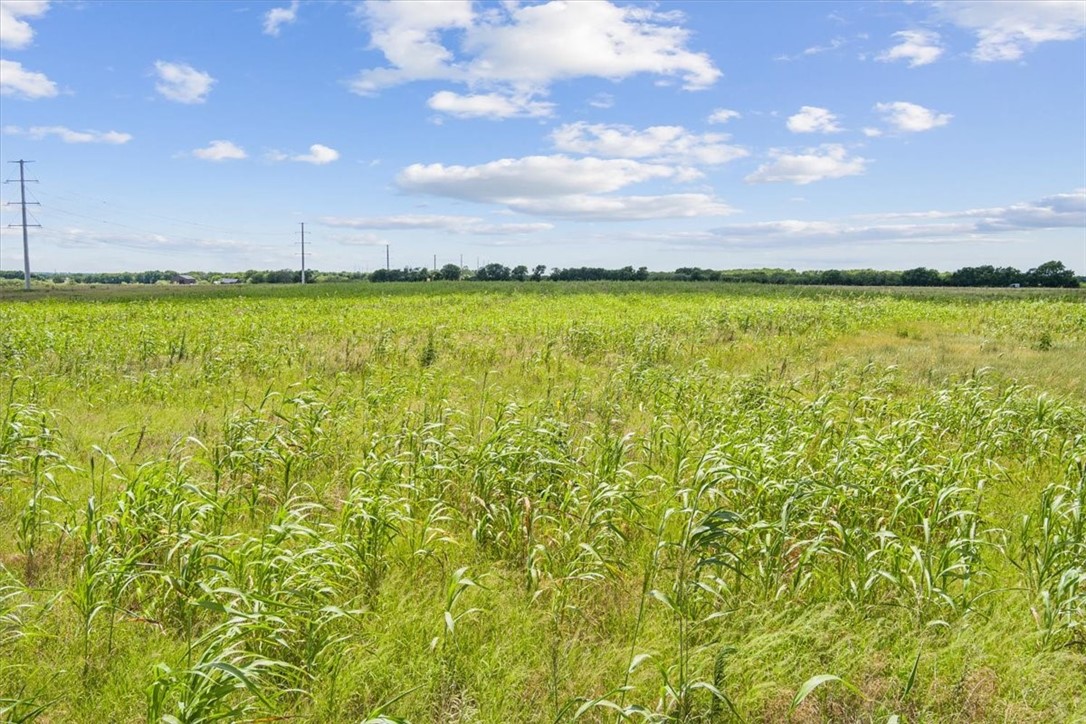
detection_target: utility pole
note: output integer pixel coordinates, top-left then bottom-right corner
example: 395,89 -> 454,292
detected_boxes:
298,222 -> 306,284
5,160 -> 40,291
433,254 -> 437,272
385,243 -> 390,271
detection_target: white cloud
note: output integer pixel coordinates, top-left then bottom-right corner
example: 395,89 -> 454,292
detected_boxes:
705,189 -> 1086,247
786,106 -> 842,134
708,108 -> 741,124
460,2 -> 721,90
263,1 -> 299,36
935,0 -> 1086,61
874,101 -> 952,132
745,144 -> 868,185
291,143 -> 339,165
551,122 -> 748,165
775,37 -> 846,62
350,0 -> 720,112
325,232 -> 389,246
154,61 -> 215,104
397,155 -> 692,201
321,214 -> 482,230
350,0 -> 472,94
3,125 -> 131,143
588,92 -> 614,109
467,222 -> 555,234
319,214 -> 554,235
707,219 -> 975,247
973,189 -> 1086,230
877,30 -> 944,67
427,90 -> 554,119
862,127 -> 883,138
23,226 -> 265,254
0,58 -> 56,98
192,140 -> 247,161
502,193 -> 734,221
861,189 -> 1086,230
0,0 -> 48,49
394,154 -> 731,220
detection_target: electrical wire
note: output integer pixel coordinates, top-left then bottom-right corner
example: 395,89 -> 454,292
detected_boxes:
33,188 -> 296,238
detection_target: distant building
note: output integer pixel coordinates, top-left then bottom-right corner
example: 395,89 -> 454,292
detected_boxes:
215,278 -> 239,285
175,274 -> 196,285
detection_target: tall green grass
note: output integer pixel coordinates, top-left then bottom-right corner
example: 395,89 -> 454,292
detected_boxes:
0,283 -> 1083,721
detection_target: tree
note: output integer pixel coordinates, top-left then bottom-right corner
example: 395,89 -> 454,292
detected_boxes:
475,263 -> 511,281
1026,260 -> 1078,288
530,265 -> 547,281
511,265 -> 528,281
439,263 -> 461,281
901,267 -> 943,286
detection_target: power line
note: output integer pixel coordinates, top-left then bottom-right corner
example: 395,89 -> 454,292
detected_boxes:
4,160 -> 40,290
31,187 -> 294,237
25,202 -> 281,255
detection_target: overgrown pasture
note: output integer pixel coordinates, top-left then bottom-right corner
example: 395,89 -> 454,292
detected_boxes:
1,282 -> 1084,722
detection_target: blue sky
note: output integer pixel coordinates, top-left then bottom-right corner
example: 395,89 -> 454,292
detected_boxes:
1,0 -> 1084,274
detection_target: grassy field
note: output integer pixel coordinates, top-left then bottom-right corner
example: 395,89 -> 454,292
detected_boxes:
1,282 -> 1084,722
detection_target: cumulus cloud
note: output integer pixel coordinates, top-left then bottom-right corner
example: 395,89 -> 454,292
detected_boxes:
263,1 -> 299,36
290,143 -> 339,165
395,154 -> 732,220
551,122 -> 748,165
745,144 -> 868,185
708,108 -> 741,124
427,90 -> 554,119
862,127 -> 883,138
350,0 -> 720,116
0,0 -> 49,49
935,0 -> 1086,61
319,214 -> 554,235
877,30 -> 944,67
351,0 -> 471,93
192,140 -> 247,161
397,155 -> 692,200
3,125 -> 131,143
874,101 -> 952,132
154,61 -> 215,104
0,58 -> 56,98
786,106 -> 842,134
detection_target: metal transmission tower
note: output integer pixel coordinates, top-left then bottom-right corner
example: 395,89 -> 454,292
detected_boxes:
5,160 -> 40,291
298,222 -> 307,284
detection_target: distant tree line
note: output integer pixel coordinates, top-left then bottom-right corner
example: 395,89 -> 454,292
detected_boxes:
2,260 -> 1079,288
651,261 -> 1080,288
